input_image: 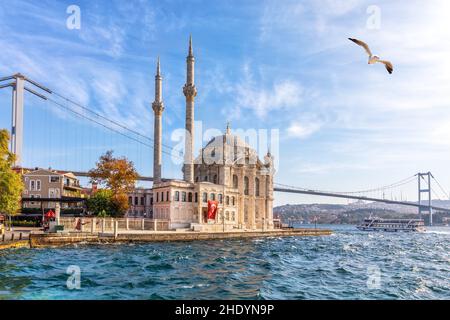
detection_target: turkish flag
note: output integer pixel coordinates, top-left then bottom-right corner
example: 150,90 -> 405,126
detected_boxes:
44,210 -> 55,220
207,200 -> 218,220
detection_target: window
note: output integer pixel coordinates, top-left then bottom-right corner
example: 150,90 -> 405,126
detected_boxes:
210,193 -> 215,201
232,196 -> 235,206
231,212 -> 235,221
202,192 -> 207,203
188,192 -> 193,202
182,192 -> 187,202
166,191 -> 169,202
233,175 -> 238,188
226,196 -> 230,205
141,197 -> 145,206
174,191 -> 180,201
226,211 -> 230,221
50,176 -> 60,183
161,192 -> 164,202
244,176 -> 249,195
49,188 -> 59,198
255,177 -> 260,196
194,192 -> 198,203
135,197 -> 139,205
30,180 -> 35,191
213,175 -> 218,184
150,197 -> 153,205
218,194 -> 223,204
204,176 -> 208,182
128,196 -> 132,205
156,192 -> 159,202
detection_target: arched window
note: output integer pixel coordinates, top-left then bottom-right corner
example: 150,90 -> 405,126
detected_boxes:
218,194 -> 223,204
202,192 -> 207,203
174,191 -> 180,201
210,193 -> 215,201
213,175 -> 218,184
226,211 -> 230,221
188,192 -> 193,202
182,192 -> 187,202
166,191 -> 169,202
232,196 -> 235,206
225,196 -> 230,205
156,193 -> 159,202
233,175 -> 238,188
255,177 -> 260,196
194,192 -> 198,202
231,212 -> 235,221
244,176 -> 249,195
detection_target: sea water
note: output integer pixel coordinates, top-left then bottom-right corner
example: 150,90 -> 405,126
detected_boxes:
0,225 -> 449,299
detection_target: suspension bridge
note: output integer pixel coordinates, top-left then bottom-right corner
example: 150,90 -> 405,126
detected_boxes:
1,73 -> 450,225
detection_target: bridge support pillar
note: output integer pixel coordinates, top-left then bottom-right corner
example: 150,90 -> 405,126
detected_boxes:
418,172 -> 433,226
11,74 -> 25,167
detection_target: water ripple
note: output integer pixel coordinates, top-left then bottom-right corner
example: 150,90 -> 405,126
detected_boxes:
1,225 -> 449,299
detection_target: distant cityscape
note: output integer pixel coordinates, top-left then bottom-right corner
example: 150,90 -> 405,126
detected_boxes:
274,200 -> 450,225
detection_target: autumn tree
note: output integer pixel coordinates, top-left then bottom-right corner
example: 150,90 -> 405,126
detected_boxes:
88,150 -> 137,216
0,129 -> 24,217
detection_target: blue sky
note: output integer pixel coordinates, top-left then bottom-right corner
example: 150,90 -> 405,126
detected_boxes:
1,0 -> 450,205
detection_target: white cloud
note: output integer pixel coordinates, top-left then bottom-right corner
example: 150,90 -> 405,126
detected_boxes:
236,80 -> 303,118
287,120 -> 322,139
229,62 -> 304,119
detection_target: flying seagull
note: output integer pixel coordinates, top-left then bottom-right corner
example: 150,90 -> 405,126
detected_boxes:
348,38 -> 393,74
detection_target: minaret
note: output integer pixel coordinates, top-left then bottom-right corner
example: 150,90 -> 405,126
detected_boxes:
183,35 -> 197,183
152,57 -> 164,184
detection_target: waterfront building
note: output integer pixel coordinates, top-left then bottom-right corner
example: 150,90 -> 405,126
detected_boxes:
21,168 -> 84,209
126,188 -> 153,217
149,37 -> 275,231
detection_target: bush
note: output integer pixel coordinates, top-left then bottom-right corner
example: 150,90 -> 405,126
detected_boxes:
12,220 -> 40,227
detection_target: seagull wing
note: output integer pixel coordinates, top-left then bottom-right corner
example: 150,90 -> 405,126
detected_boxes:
348,38 -> 372,56
378,60 -> 393,74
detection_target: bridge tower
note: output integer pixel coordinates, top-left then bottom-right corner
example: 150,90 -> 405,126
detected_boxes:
418,172 -> 433,226
0,74 -> 25,167
0,73 -> 50,167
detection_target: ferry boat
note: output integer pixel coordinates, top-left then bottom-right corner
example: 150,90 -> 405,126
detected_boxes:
357,217 -> 425,232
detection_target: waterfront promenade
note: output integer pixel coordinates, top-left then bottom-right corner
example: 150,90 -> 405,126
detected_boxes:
28,228 -> 332,248
0,217 -> 332,249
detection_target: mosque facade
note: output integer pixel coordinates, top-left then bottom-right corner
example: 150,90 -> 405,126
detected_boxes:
144,37 -> 275,231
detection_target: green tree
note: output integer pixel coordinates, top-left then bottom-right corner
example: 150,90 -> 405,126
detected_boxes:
86,189 -> 120,217
89,150 -> 137,216
0,129 -> 24,217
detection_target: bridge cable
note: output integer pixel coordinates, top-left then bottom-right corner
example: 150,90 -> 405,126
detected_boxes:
274,175 -> 416,196
45,97 -> 184,161
50,90 -> 178,154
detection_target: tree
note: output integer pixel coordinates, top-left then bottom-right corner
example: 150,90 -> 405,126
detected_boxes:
0,129 -> 24,217
86,189 -> 119,217
88,150 -> 137,216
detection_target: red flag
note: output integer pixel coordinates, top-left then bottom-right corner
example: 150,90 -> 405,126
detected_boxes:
45,210 -> 55,218
207,200 -> 218,220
